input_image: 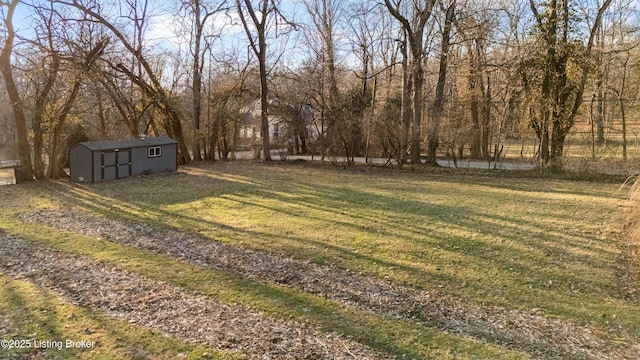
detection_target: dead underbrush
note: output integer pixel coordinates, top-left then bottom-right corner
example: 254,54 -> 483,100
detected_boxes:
17,208 -> 639,359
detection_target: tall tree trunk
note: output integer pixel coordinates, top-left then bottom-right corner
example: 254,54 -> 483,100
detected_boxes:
237,0 -> 272,161
411,56 -> 424,164
426,0 -> 456,165
48,80 -> 81,179
469,40 -> 481,158
481,74 -> 491,160
596,85 -> 605,145
620,52 -> 629,161
33,53 -> 61,179
539,117 -> 550,166
304,0 -> 339,160
0,0 -> 33,182
400,37 -> 412,164
193,54 -> 203,161
595,28 -> 606,145
188,0 -> 222,161
621,95 -> 627,161
95,84 -> 107,139
257,21 -> 271,161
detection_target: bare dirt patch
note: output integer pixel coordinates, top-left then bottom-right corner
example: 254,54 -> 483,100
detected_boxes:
19,209 -> 640,359
0,234 -> 380,359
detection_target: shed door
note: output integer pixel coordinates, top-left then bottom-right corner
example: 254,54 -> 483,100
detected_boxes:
101,149 -> 131,181
102,152 -> 117,181
117,150 -> 131,178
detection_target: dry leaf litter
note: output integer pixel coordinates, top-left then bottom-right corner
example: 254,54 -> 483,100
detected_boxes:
0,233 -> 380,359
15,209 -> 640,359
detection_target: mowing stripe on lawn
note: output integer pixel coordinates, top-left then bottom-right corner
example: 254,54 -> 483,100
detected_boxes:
0,217 -> 528,360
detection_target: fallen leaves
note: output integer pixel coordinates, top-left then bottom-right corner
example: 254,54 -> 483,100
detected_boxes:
0,233 -> 380,359
14,209 -> 640,359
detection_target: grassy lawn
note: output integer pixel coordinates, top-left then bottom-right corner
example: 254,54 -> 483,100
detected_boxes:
0,161 -> 635,358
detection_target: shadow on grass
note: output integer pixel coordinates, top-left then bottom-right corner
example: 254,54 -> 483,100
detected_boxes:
1,219 -> 521,359
0,280 -> 68,358
51,163 -> 636,332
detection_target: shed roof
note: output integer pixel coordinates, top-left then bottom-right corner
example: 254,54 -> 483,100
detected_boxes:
74,137 -> 178,151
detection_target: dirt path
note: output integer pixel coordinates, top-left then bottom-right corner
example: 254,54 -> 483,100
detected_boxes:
0,233 -> 381,359
17,209 -> 640,359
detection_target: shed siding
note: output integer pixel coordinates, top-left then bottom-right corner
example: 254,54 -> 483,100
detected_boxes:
69,145 -> 92,183
70,137 -> 177,183
93,152 -> 102,182
131,144 -> 177,176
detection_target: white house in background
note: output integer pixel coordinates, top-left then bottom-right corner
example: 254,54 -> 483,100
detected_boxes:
239,99 -> 318,147
239,99 -> 282,143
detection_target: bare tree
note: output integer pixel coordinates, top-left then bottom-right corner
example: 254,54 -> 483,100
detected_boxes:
0,0 -> 33,182
270,69 -> 312,155
26,7 -> 61,179
587,0 -> 639,157
12,1 -> 109,179
303,0 -> 342,160
48,43 -> 108,179
367,6 -> 405,163
179,0 -> 227,161
205,53 -> 249,160
384,0 -> 437,164
426,0 -> 456,165
54,0 -> 192,164
525,0 -> 613,170
236,0 -> 293,161
455,0 -> 495,160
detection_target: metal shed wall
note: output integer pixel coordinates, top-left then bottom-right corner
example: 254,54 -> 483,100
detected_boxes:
130,143 -> 177,176
69,145 -> 93,183
70,137 -> 178,183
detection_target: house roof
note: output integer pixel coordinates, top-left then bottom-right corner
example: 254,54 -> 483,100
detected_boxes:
74,137 -> 178,151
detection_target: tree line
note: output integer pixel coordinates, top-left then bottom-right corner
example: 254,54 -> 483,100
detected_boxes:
0,0 -> 635,182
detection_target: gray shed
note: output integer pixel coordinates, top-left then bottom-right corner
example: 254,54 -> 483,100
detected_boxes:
69,137 -> 178,183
